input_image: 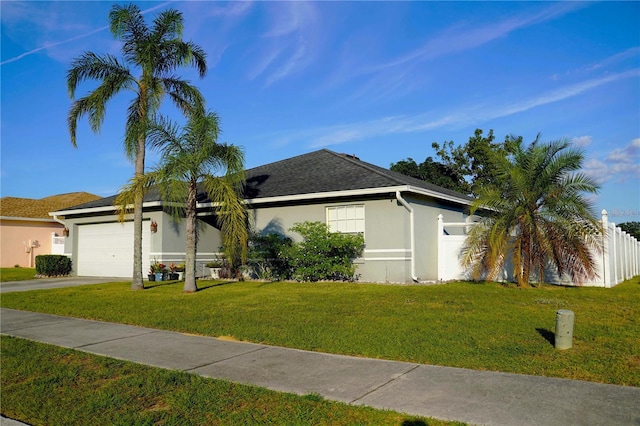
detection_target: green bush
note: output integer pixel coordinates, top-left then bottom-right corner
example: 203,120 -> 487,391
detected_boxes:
285,222 -> 364,282
35,255 -> 72,277
248,233 -> 294,280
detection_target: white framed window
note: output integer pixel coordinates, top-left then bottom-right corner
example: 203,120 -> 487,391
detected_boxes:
327,205 -> 365,234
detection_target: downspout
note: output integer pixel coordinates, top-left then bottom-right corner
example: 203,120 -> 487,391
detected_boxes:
51,214 -> 66,227
51,213 -> 69,238
396,191 -> 418,282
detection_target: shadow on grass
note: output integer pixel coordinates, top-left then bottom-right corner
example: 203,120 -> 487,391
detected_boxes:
401,420 -> 427,426
536,328 -> 555,347
195,280 -> 239,292
143,281 -> 181,290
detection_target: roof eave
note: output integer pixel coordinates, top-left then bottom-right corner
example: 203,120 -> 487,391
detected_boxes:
201,185 -> 472,208
49,185 -> 472,216
1,216 -> 58,223
49,201 -> 165,217
405,185 -> 474,206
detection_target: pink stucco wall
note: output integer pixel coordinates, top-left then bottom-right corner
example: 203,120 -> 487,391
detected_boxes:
0,219 -> 66,267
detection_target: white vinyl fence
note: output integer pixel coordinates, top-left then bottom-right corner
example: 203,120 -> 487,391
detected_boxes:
437,210 -> 640,287
51,232 -> 65,255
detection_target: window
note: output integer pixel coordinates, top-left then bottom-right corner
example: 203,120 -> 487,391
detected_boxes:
327,205 -> 365,234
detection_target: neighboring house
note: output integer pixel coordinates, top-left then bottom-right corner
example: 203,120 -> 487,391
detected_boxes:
52,150 -> 475,283
0,192 -> 101,268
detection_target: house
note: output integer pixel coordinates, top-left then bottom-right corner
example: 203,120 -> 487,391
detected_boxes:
0,192 -> 101,268
51,150 -> 475,283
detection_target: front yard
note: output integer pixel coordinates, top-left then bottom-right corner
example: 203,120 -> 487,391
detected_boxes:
0,267 -> 36,282
2,277 -> 638,386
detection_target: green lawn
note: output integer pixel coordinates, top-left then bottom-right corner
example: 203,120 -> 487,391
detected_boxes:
0,267 -> 36,282
2,336 -> 447,426
1,278 -> 639,386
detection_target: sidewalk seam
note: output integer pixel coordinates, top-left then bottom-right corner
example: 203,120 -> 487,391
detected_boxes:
74,330 -> 161,349
349,364 -> 421,404
184,346 -> 269,372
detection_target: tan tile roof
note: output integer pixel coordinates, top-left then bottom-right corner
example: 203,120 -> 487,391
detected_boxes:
0,192 -> 102,219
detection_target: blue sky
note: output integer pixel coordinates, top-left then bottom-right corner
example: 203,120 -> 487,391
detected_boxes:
1,1 -> 639,223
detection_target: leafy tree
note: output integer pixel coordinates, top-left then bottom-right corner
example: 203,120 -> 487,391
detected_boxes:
390,157 -> 467,193
284,222 -> 365,282
67,4 -> 207,290
461,136 -> 602,287
117,110 -> 247,293
618,222 -> 640,240
391,129 -> 521,196
434,129 -> 522,195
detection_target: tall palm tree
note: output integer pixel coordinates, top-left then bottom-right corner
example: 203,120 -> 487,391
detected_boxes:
117,110 -> 248,293
67,4 -> 206,290
461,137 -> 602,287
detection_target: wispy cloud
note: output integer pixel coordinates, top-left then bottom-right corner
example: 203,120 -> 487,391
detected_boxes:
487,69 -> 640,119
587,47 -> 640,71
276,69 -> 639,148
1,2 -> 173,66
326,2 -> 586,98
1,26 -> 108,66
247,2 -> 321,87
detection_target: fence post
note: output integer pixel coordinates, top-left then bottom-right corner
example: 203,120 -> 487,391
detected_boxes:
612,224 -> 618,285
601,210 -> 609,287
437,214 -> 444,281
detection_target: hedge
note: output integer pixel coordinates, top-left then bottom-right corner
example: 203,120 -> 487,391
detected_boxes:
35,255 -> 72,277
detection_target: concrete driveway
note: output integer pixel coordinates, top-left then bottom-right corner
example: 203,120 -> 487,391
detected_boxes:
0,277 -> 126,294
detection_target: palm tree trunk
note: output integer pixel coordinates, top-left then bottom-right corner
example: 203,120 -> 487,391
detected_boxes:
519,232 -> 531,288
131,133 -> 146,290
183,180 -> 198,293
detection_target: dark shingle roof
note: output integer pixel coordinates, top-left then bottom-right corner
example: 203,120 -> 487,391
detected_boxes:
55,149 -> 471,213
243,149 -> 471,201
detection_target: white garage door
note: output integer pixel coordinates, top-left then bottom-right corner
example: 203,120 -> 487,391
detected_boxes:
77,222 -> 150,277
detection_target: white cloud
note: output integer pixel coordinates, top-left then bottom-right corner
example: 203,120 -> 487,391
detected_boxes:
572,136 -> 592,147
583,139 -> 640,184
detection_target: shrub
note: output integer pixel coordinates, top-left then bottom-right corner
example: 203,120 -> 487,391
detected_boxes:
248,233 -> 293,280
285,221 -> 364,282
35,255 -> 72,276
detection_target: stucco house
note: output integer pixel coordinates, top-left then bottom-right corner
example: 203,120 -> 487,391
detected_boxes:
52,150 -> 475,283
0,192 -> 100,268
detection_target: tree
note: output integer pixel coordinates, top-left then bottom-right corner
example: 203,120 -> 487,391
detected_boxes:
390,157 -> 467,193
391,129 -> 521,196
618,222 -> 640,240
461,136 -> 602,287
67,4 -> 207,290
117,110 -> 247,293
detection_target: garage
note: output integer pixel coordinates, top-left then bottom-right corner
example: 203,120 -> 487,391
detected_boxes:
77,221 -> 150,277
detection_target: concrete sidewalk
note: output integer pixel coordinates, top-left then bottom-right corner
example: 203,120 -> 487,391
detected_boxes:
1,308 -> 639,426
0,277 -> 124,294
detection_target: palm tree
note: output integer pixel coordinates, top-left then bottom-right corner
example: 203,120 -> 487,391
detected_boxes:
117,110 -> 248,293
461,136 -> 602,287
67,4 -> 206,290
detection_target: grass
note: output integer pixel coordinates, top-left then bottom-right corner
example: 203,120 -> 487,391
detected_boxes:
0,267 -> 36,282
1,278 -> 639,386
1,336 -> 449,426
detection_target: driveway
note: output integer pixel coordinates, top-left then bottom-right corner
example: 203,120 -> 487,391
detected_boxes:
0,277 -> 126,293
